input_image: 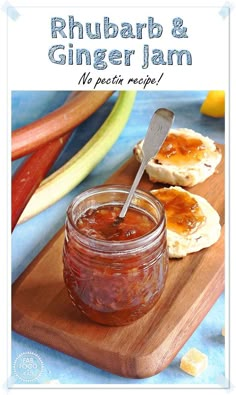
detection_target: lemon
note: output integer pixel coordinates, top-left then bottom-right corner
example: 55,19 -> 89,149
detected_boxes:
200,90 -> 225,118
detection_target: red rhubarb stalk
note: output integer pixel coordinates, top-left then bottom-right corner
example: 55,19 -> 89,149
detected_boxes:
11,91 -> 113,231
12,91 -> 114,160
11,135 -> 70,231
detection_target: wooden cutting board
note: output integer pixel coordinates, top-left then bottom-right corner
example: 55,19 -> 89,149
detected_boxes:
12,144 -> 225,379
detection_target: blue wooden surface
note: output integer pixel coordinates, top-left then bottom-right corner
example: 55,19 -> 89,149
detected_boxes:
11,91 -> 225,386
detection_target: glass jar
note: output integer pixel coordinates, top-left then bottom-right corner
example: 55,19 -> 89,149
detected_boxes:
63,185 -> 169,326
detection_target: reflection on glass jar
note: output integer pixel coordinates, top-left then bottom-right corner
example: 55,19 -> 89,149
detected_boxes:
63,185 -> 169,326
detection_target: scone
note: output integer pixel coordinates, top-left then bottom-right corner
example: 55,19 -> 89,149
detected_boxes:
151,186 -> 221,258
134,128 -> 222,187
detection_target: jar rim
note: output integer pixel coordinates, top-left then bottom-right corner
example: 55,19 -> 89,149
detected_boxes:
66,184 -> 166,252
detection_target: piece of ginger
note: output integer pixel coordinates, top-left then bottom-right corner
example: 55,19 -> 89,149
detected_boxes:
180,348 -> 208,377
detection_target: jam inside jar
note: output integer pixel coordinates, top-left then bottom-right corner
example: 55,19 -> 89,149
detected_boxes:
63,185 -> 169,326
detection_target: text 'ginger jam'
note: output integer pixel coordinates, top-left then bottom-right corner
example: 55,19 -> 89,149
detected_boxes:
63,185 -> 169,326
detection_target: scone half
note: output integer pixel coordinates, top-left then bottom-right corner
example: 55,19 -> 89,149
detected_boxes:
151,186 -> 221,258
134,128 -> 222,187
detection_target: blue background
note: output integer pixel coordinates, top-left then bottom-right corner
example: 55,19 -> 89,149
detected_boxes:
11,91 -> 225,386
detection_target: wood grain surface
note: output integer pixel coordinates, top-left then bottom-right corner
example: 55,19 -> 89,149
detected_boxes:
12,145 -> 225,379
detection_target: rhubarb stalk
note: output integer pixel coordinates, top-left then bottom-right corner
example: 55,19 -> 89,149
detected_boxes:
12,91 -> 114,160
12,91 -> 113,231
19,91 -> 136,223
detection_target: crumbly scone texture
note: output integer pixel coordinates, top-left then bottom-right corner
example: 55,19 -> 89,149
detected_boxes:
134,128 -> 222,187
151,186 -> 221,258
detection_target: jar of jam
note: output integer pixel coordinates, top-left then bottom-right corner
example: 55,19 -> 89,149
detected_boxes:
63,185 -> 168,326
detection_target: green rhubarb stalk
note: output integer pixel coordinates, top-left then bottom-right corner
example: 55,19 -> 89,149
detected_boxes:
19,91 -> 136,223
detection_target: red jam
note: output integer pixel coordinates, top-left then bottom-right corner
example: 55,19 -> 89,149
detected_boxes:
63,185 -> 169,326
76,205 -> 156,241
